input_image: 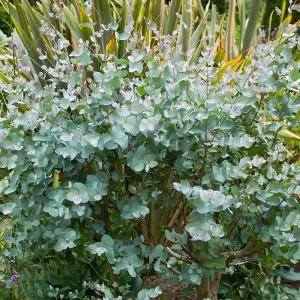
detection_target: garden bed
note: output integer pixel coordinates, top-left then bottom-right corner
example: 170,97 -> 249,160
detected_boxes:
144,275 -> 196,299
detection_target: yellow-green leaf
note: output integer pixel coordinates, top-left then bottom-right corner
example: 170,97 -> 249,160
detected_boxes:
279,129 -> 300,141
62,6 -> 84,40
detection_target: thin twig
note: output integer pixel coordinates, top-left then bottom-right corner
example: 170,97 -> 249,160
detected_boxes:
165,247 -> 193,263
160,260 -> 180,275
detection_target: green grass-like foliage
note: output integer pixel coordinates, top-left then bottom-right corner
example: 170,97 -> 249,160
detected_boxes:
0,0 -> 269,72
0,7 -> 300,300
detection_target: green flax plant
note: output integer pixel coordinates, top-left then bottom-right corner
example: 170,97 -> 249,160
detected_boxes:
0,0 -> 299,93
0,0 -> 278,69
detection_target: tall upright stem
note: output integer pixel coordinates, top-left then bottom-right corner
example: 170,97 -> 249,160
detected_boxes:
195,272 -> 222,300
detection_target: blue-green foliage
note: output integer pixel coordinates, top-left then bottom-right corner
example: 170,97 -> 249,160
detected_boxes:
0,18 -> 300,299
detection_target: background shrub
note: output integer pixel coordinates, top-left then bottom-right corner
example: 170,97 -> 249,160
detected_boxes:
0,6 -> 12,36
262,0 -> 300,28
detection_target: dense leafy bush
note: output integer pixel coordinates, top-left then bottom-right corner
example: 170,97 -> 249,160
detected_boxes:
262,0 -> 300,28
0,6 -> 300,300
0,7 -> 12,36
202,0 -> 226,13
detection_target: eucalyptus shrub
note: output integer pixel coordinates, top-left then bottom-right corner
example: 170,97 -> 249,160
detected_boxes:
0,19 -> 300,300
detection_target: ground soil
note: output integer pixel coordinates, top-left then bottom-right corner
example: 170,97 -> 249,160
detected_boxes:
144,263 -> 300,300
144,275 -> 196,300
